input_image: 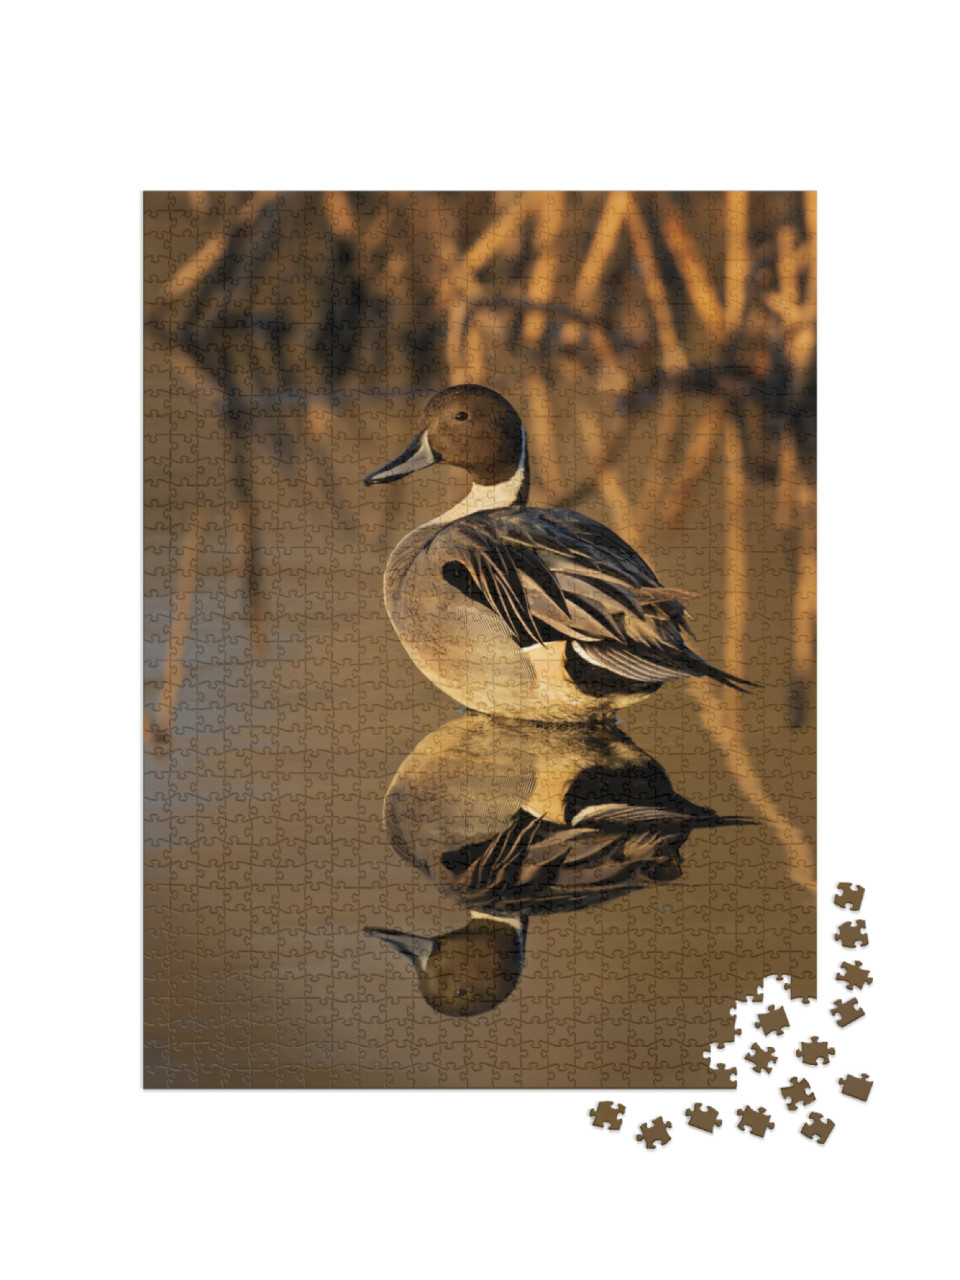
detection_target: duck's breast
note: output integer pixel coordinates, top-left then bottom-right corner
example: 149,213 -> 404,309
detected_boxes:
383,525 -> 538,713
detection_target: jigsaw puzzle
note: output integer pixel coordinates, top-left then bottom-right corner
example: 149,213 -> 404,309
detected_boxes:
144,192 -> 816,1088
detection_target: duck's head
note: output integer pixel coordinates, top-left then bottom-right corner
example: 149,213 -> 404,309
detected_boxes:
364,915 -> 526,1017
364,385 -> 525,487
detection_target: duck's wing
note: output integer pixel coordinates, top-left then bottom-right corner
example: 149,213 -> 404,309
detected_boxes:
435,508 -> 684,642
434,508 -> 738,684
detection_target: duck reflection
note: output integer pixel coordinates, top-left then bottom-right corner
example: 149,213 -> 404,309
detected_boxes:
365,714 -> 748,1017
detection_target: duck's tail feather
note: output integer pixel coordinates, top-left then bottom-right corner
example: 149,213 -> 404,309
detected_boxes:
571,640 -> 759,691
572,802 -> 756,830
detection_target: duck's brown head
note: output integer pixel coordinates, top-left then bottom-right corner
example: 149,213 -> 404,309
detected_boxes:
364,385 -> 524,487
364,916 -> 526,1017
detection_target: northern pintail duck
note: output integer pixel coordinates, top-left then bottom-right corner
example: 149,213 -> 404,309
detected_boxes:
365,713 -> 748,1016
364,385 -> 753,721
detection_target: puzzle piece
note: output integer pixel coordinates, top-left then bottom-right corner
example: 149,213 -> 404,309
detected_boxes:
836,960 -> 873,990
839,1073 -> 874,1101
834,882 -> 865,911
737,1106 -> 776,1138
797,1037 -> 835,1066
801,1112 -> 835,1144
744,1042 -> 778,1074
754,1005 -> 790,1037
589,1101 -> 626,1129
685,1103 -> 722,1133
831,997 -> 865,1028
780,1076 -> 816,1110
636,1117 -> 673,1149
591,1100 -> 627,1131
835,919 -> 869,948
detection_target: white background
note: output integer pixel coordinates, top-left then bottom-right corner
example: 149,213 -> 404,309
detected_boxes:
3,3 -> 956,1276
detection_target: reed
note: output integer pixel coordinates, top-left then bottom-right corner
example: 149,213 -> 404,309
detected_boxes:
722,414 -> 749,693
149,505 -> 202,747
693,684 -> 816,895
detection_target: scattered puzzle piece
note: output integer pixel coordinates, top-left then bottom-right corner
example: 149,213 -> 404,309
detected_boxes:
589,1101 -> 626,1129
780,1076 -> 816,1110
839,1073 -> 874,1101
831,997 -> 865,1027
744,1042 -> 778,1074
836,960 -> 873,990
797,1036 -> 835,1066
835,919 -> 869,948
636,1117 -> 673,1149
737,1106 -> 776,1138
754,1004 -> 790,1037
834,882 -> 865,911
801,1112 -> 835,1144
685,1103 -> 722,1133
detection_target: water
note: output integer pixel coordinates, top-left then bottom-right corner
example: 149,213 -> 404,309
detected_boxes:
144,385 -> 814,1088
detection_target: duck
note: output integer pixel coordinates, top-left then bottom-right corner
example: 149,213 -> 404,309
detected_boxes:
364,384 -> 753,722
364,713 -> 750,1016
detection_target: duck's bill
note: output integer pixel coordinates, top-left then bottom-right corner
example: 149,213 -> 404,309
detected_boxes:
363,433 -> 438,485
363,927 -> 438,968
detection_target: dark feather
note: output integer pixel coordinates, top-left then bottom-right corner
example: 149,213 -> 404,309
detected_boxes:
437,508 -> 755,691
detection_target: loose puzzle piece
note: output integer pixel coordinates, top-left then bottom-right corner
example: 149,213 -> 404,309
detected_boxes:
834,882 -> 865,911
801,1112 -> 835,1144
636,1117 -> 673,1149
835,919 -> 869,948
754,1005 -> 790,1037
836,960 -> 873,990
685,1103 -> 722,1133
589,1101 -> 626,1129
736,1106 -> 776,1138
839,1073 -> 874,1101
831,997 -> 865,1028
780,1076 -> 816,1110
744,1042 -> 778,1074
797,1036 -> 835,1066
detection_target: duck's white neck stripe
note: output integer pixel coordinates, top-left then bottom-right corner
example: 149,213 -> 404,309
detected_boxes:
469,909 -> 526,931
429,427 -> 527,526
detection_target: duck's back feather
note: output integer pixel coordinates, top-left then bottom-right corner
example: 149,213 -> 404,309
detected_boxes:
429,507 -> 755,692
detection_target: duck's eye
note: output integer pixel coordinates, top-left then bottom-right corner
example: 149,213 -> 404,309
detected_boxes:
455,411 -> 468,421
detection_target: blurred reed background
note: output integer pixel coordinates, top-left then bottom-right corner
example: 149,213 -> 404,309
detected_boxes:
144,193 -> 816,1085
